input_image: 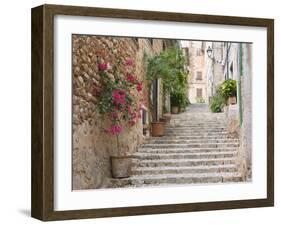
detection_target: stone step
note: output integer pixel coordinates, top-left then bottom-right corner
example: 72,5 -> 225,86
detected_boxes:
133,151 -> 237,160
146,139 -> 239,144
166,123 -> 226,127
170,118 -> 225,121
165,129 -> 228,133
168,123 -> 226,127
146,135 -> 232,140
132,164 -> 238,175
133,158 -> 236,167
141,143 -> 239,149
138,147 -> 237,154
164,131 -> 230,136
112,172 -> 242,187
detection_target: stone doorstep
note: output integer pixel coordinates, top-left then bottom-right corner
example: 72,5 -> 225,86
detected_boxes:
137,147 -> 237,153
113,172 -> 243,187
141,143 -> 239,149
133,158 -> 236,167
132,164 -> 238,175
133,151 -> 238,160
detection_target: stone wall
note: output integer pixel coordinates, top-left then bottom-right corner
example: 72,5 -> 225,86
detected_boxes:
72,35 -> 165,189
239,43 -> 252,180
72,35 -> 144,189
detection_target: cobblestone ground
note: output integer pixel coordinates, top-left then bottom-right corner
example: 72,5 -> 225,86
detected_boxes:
112,104 -> 242,188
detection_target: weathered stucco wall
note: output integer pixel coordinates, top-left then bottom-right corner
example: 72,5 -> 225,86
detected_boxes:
72,35 -> 145,189
72,36 -> 165,189
239,44 -> 252,180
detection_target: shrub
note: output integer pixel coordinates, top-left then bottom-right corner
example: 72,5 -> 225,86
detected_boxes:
196,97 -> 205,103
218,79 -> 237,101
171,91 -> 189,111
210,92 -> 225,113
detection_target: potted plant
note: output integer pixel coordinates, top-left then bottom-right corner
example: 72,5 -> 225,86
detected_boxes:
96,58 -> 143,178
210,91 -> 225,113
162,110 -> 172,123
219,79 -> 237,105
145,47 -> 189,134
170,92 -> 180,114
151,121 -> 165,136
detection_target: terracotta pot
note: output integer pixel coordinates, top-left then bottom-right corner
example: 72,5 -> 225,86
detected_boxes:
110,156 -> 132,178
228,96 -> 237,105
171,106 -> 179,114
163,113 -> 172,122
159,117 -> 167,123
151,122 -> 165,137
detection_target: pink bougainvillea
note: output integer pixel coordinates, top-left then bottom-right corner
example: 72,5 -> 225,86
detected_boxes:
112,89 -> 126,106
98,63 -> 108,71
126,74 -> 137,84
125,59 -> 134,66
106,124 -> 123,135
136,82 -> 142,92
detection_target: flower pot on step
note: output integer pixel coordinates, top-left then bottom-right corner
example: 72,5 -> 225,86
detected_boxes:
151,122 -> 165,137
110,156 -> 132,178
228,96 -> 237,105
171,106 -> 179,114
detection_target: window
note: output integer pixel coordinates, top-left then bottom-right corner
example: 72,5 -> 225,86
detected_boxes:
196,88 -> 203,98
196,71 -> 203,80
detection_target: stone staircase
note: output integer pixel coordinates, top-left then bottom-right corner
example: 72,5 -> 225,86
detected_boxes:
112,104 -> 242,188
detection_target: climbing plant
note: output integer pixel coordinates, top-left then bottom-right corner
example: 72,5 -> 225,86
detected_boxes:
145,46 -> 189,111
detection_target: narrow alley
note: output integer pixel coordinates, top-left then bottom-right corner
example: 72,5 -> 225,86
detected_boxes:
113,104 -> 242,188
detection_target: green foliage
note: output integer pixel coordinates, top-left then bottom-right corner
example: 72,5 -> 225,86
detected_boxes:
145,46 -> 188,94
145,46 -> 189,112
218,79 -> 237,101
171,91 -> 189,110
196,97 -> 205,103
210,92 -> 225,113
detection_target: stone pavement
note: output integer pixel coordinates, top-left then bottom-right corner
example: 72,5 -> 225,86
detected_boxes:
112,104 -> 242,188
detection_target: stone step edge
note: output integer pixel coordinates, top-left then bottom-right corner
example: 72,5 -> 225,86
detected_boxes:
141,143 -> 239,147
132,164 -> 238,171
124,172 -> 242,180
133,151 -> 237,157
138,147 -> 238,152
133,157 -> 236,163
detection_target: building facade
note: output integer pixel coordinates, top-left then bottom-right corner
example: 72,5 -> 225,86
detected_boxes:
205,41 -> 252,180
187,41 -> 207,104
72,35 -> 179,189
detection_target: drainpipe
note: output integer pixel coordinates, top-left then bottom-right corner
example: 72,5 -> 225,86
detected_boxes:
226,42 -> 229,80
237,43 -> 243,126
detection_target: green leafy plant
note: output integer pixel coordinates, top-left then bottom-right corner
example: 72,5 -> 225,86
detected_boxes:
210,92 -> 225,113
196,97 -> 205,103
145,46 -> 189,114
171,91 -> 189,110
218,79 -> 237,101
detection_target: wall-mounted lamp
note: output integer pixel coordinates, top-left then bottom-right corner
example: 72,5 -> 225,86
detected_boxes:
206,46 -> 213,58
206,46 -> 222,64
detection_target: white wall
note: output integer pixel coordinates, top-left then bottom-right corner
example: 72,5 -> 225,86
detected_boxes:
0,0 -> 279,225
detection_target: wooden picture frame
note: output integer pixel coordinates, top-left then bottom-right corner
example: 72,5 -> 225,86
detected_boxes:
31,4 -> 274,221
